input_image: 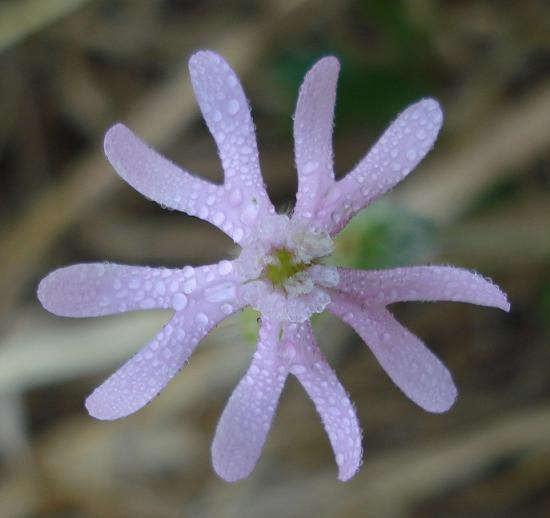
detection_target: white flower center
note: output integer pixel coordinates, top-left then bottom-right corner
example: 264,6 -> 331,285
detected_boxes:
236,215 -> 339,322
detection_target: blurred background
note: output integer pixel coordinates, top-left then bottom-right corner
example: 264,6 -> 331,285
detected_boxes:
0,0 -> 549,516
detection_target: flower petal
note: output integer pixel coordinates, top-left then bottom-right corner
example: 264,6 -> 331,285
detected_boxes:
38,259 -> 243,318
334,266 -> 510,311
38,263 -> 181,317
188,50 -> 275,242
104,124 -> 237,230
318,99 -> 443,235
212,318 -> 288,482
330,293 -> 457,413
286,322 -> 363,481
86,285 -> 245,420
293,56 -> 339,222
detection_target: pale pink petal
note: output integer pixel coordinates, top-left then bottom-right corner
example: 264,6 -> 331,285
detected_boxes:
317,99 -> 443,235
38,259 -> 243,318
104,124 -> 251,242
286,322 -> 363,481
37,263 -> 182,316
292,57 -> 339,222
188,51 -> 275,243
335,266 -> 510,310
330,292 -> 457,413
212,318 -> 288,482
86,284 -> 245,420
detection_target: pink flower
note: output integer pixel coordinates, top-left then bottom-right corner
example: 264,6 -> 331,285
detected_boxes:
38,51 -> 509,482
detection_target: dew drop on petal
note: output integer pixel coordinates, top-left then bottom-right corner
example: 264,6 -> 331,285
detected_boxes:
218,260 -> 233,275
183,277 -> 197,294
195,313 -> 209,326
416,128 -> 427,140
213,211 -> 225,225
172,293 -> 188,311
241,203 -> 259,224
154,280 -> 166,295
233,227 -> 244,242
221,303 -> 233,315
229,188 -> 242,207
290,364 -> 306,375
303,161 -> 318,175
227,99 -> 240,115
406,149 -> 418,161
204,282 -> 236,303
140,298 -> 155,309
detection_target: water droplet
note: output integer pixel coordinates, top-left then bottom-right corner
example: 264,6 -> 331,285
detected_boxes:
218,260 -> 233,275
213,211 -> 225,225
129,278 -> 140,289
290,364 -> 306,375
183,277 -> 197,294
195,313 -> 209,327
406,149 -> 417,161
172,293 -> 187,310
140,298 -> 155,309
154,280 -> 166,295
206,195 -> 216,206
212,110 -> 222,122
336,453 -> 344,465
183,266 -> 195,278
228,76 -> 238,88
229,188 -> 242,206
241,203 -> 258,224
233,227 -> 244,242
198,207 -> 209,219
221,303 -> 233,315
303,161 -> 318,175
283,345 -> 296,360
204,282 -> 236,303
227,99 -> 240,115
416,128 -> 427,140
169,280 -> 179,292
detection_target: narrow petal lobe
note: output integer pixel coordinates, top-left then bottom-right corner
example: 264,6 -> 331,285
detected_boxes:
293,56 -> 339,222
86,283 -> 244,420
212,319 -> 288,481
335,266 -> 510,310
318,99 -> 443,235
189,51 -> 275,243
38,263 -> 181,317
286,322 -> 363,481
330,293 -> 457,413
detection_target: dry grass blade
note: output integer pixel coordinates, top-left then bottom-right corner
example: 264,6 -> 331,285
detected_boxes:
396,81 -> 550,224
0,0 -> 93,53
